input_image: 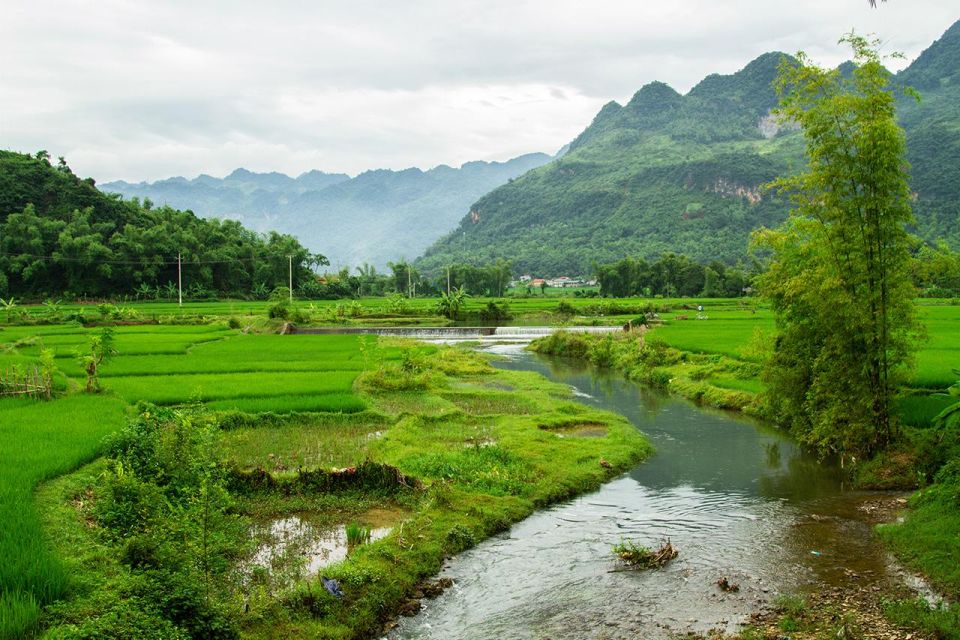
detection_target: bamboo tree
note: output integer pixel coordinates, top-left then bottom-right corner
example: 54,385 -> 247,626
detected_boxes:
752,34 -> 920,458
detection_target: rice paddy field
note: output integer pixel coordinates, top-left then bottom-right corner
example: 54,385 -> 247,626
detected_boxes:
0,297 -> 956,638
0,315 -> 650,639
650,301 -> 960,392
0,395 -> 127,637
6,295 -> 749,326
0,323 -> 387,637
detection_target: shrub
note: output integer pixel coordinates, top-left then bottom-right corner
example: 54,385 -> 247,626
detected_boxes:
94,463 -> 165,535
556,300 -> 576,316
67,603 -> 191,640
479,301 -> 511,323
267,302 -> 290,320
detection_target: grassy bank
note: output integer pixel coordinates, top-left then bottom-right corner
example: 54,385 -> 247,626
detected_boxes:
6,331 -> 650,639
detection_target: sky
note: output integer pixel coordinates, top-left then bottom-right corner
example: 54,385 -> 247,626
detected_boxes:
1,1 -> 957,183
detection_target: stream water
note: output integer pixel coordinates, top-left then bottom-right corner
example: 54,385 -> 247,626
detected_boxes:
389,344 -> 921,639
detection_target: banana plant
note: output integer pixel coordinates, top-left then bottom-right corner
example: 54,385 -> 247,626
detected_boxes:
42,298 -> 63,319
0,297 -> 17,323
435,286 -> 469,320
134,283 -> 154,300
934,369 -> 960,429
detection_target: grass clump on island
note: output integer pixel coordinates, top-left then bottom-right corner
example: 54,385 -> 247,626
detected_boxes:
612,539 -> 678,569
24,336 -> 651,640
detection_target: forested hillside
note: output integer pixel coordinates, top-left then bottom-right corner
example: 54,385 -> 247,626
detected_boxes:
417,21 -> 960,276
0,151 -> 316,299
102,153 -> 553,270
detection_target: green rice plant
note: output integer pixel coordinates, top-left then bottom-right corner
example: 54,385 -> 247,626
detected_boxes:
912,348 -> 960,390
105,371 -> 359,405
204,392 -> 367,415
651,314 -> 775,361
440,391 -> 539,416
0,593 -> 39,640
93,355 -> 364,378
895,393 -> 958,428
0,395 -> 127,637
707,376 -> 766,394
401,445 -> 535,497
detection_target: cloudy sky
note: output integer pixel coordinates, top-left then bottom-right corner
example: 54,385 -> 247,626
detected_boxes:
1,1 -> 957,182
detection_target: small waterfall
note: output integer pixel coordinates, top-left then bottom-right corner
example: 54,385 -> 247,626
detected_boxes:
370,327 -> 495,339
492,326 -> 622,337
292,327 -> 493,338
292,326 -> 624,341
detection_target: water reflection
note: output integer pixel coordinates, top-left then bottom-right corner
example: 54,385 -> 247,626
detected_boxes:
498,351 -> 842,499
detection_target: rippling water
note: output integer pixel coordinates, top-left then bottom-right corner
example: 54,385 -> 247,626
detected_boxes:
390,346 -> 905,639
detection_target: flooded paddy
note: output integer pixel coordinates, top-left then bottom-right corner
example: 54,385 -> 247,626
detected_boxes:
247,507 -> 401,582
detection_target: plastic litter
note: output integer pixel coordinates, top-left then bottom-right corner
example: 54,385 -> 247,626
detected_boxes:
322,576 -> 345,599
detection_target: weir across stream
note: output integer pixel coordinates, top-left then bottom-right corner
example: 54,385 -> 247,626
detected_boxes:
289,325 -> 625,341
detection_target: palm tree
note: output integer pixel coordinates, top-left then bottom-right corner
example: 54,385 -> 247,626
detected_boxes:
355,263 -> 377,296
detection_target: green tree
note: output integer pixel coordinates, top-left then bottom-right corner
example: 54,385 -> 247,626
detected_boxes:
701,267 -> 721,297
752,34 -> 920,457
79,327 -> 117,392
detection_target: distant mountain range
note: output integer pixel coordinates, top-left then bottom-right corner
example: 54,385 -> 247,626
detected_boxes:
416,19 -> 960,276
104,20 -> 960,278
102,154 -> 553,269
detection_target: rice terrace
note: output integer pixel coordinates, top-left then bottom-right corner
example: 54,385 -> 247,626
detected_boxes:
3,2 -> 960,640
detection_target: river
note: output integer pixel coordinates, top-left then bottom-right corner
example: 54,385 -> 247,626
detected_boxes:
389,343 -> 921,639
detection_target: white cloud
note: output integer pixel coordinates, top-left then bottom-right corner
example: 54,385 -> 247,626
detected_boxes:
0,0 -> 956,181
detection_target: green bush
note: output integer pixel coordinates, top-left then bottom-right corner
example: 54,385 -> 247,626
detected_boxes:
94,464 -> 164,536
66,603 -> 191,640
267,301 -> 290,320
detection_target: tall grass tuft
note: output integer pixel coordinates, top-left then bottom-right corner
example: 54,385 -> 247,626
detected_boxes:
345,523 -> 372,549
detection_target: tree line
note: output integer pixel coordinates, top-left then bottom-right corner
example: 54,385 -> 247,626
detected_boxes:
0,151 -> 321,300
594,253 -> 752,298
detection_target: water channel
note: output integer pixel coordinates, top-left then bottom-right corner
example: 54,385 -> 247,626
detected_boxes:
389,342 -> 920,639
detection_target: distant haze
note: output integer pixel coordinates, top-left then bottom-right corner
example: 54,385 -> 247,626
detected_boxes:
1,1 -> 957,182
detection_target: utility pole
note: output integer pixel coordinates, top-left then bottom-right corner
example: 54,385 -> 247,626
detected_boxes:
177,252 -> 182,307
287,255 -> 293,303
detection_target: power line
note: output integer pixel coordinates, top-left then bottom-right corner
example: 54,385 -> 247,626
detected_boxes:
0,253 -> 296,266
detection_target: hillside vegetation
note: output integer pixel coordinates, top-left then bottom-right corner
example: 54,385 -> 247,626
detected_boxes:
0,151 -> 316,299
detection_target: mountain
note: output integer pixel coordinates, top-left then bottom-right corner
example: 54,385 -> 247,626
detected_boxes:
416,21 -> 960,277
101,153 -> 552,269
